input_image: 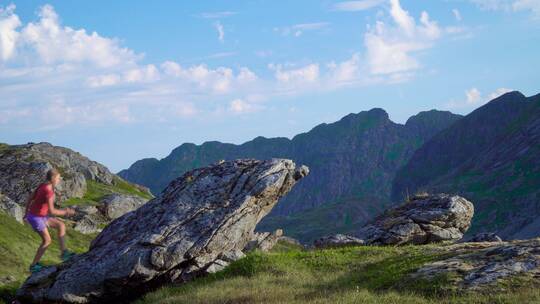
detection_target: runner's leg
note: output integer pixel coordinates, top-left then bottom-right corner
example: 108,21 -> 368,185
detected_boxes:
31,228 -> 51,265
47,217 -> 66,253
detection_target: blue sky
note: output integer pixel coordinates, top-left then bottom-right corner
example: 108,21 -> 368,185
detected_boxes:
1,0 -> 539,172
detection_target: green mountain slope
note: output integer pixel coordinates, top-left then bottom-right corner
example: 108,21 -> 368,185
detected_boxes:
120,109 -> 462,242
392,91 -> 540,239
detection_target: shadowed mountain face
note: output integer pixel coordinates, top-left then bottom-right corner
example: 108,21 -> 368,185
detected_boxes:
392,91 -> 540,240
119,108 -> 462,242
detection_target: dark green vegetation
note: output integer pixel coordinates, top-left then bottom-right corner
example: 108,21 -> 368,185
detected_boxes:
392,91 -> 540,240
62,177 -> 152,207
0,213 -> 94,303
120,109 -> 462,242
137,241 -> 540,304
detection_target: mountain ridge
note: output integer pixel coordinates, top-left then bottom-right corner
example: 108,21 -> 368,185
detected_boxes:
119,107 -> 463,242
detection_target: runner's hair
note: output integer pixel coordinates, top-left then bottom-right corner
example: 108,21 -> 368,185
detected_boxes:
46,168 -> 60,182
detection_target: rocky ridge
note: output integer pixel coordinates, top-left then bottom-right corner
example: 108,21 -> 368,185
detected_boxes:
0,142 -> 152,233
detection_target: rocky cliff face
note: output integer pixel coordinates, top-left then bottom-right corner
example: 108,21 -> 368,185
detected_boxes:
17,159 -> 308,303
119,109 -> 462,242
392,91 -> 540,240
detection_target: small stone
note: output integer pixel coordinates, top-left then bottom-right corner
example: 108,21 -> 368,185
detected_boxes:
313,234 -> 365,249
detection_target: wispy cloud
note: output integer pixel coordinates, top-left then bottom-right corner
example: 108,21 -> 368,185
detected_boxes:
469,0 -> 540,19
453,8 -> 462,21
274,22 -> 330,37
214,21 -> 225,42
199,11 -> 237,19
332,0 -> 385,11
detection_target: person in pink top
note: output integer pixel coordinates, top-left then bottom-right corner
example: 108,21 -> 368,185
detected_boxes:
23,168 -> 77,273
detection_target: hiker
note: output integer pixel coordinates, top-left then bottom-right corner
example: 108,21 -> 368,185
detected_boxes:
23,168 -> 77,273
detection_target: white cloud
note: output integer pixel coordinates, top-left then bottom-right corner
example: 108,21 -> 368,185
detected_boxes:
215,21 -> 224,42
159,62 -> 257,94
0,4 -> 20,61
275,22 -> 330,37
327,53 -> 361,85
332,0 -> 385,11
446,87 -> 513,108
453,9 -> 463,21
269,63 -> 320,84
487,87 -> 513,100
228,98 -> 262,114
466,87 -> 482,104
17,4 -> 138,67
364,0 -> 442,75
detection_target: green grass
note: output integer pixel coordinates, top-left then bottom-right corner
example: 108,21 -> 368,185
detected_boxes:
2,222 -> 539,304
0,212 -> 95,303
137,242 -> 540,304
62,177 -> 152,207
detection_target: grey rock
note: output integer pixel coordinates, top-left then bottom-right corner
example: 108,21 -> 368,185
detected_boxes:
72,205 -> 99,218
17,158 -> 308,303
412,238 -> 540,290
0,193 -> 24,223
0,142 -> 115,206
313,234 -> 365,249
73,215 -> 102,234
469,233 -> 503,243
244,229 -> 283,252
99,193 -> 149,220
278,236 -> 304,248
356,193 -> 474,245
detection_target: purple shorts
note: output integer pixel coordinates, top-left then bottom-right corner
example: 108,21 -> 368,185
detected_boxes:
25,213 -> 49,232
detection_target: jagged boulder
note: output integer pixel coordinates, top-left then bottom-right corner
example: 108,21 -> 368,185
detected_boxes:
243,229 -> 283,252
356,193 -> 474,245
313,234 -> 365,249
412,238 -> 540,289
17,158 -> 309,303
99,193 -> 149,220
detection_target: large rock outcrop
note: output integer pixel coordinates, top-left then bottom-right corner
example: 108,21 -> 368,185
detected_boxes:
0,142 -> 115,204
356,193 -> 474,245
17,158 -> 309,303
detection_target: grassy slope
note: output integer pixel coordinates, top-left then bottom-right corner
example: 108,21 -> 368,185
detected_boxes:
0,213 -> 95,303
0,174 -> 151,303
138,241 -> 540,304
62,177 -> 153,207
